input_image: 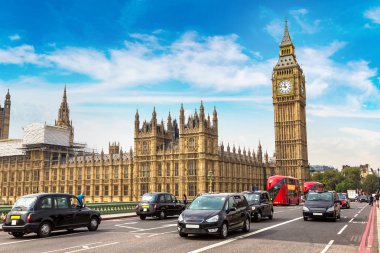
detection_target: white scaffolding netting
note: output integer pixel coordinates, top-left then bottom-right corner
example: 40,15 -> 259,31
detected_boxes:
0,139 -> 23,157
23,123 -> 70,147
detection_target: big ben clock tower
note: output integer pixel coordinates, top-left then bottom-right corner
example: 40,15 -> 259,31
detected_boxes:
272,20 -> 310,183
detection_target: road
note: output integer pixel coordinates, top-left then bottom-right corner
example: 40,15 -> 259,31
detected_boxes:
0,202 -> 376,253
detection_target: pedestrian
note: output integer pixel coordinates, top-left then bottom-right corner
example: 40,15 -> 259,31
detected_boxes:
375,192 -> 380,208
183,194 -> 187,206
369,194 -> 374,206
77,192 -> 85,207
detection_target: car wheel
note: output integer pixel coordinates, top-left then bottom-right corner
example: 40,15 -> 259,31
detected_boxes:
179,232 -> 188,238
11,232 -> 25,238
303,216 -> 308,221
159,210 -> 166,220
220,223 -> 228,239
347,205 -> 350,209
242,217 -> 250,232
254,212 -> 262,221
268,209 -> 274,220
139,215 -> 146,220
88,217 -> 99,231
38,221 -> 52,238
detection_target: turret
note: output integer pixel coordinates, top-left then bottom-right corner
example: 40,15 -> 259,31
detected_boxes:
180,103 -> 184,131
167,112 -> 173,131
152,107 -> 157,135
257,142 -> 263,165
135,110 -> 139,136
213,106 -> 218,131
2,89 -> 11,139
55,85 -> 74,144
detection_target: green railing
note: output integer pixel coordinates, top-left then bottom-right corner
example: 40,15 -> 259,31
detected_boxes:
0,202 -> 139,219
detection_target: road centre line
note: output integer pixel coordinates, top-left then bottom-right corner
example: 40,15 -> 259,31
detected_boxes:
187,217 -> 303,253
0,231 -> 87,246
337,225 -> 348,235
65,242 -> 119,253
349,218 -> 354,223
320,240 -> 334,253
41,242 -> 102,253
354,214 -> 358,217
131,224 -> 177,232
148,231 -> 177,237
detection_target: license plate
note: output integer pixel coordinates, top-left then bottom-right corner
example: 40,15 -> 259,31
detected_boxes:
143,208 -> 148,212
313,213 -> 323,216
11,220 -> 17,225
186,224 -> 199,229
11,215 -> 20,220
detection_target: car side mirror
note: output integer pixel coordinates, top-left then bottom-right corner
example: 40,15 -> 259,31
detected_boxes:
229,207 -> 237,212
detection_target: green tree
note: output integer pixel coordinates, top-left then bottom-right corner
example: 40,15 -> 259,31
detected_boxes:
362,174 -> 380,194
342,168 -> 361,189
311,170 -> 344,191
336,179 -> 358,193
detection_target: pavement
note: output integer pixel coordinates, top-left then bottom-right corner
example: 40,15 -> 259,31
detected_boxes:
0,202 -> 376,253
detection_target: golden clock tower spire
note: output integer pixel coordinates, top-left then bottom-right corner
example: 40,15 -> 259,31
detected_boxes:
272,20 -> 309,183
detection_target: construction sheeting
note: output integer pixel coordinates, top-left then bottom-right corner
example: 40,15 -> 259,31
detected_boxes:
23,123 -> 70,147
0,139 -> 24,157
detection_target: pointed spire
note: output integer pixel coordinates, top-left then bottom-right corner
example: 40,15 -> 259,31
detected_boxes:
135,109 -> 139,119
280,18 -> 293,47
56,85 -> 71,128
6,89 -> 10,100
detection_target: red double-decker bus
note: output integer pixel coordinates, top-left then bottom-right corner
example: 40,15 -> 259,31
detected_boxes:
303,181 -> 324,195
267,175 -> 301,205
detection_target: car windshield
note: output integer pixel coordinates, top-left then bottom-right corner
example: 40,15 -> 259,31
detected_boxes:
12,196 -> 37,211
339,194 -> 347,199
188,196 -> 226,210
307,192 -> 332,201
244,193 -> 260,204
141,194 -> 156,203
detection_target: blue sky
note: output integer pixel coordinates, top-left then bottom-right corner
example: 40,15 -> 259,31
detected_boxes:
0,0 -> 379,169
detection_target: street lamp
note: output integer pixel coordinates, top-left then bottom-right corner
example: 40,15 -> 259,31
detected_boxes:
208,169 -> 214,193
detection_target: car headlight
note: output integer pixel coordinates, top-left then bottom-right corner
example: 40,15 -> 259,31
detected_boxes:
206,215 -> 219,223
178,213 -> 184,222
303,206 -> 309,212
326,206 -> 334,212
251,206 -> 256,211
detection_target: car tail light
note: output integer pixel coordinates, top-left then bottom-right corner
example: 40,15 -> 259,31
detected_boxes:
26,213 -> 32,223
2,213 -> 7,223
154,204 -> 157,209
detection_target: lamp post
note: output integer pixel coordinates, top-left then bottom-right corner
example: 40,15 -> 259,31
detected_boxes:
208,169 -> 214,193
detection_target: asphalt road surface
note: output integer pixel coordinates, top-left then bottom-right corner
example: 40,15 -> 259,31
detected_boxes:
0,202 -> 376,253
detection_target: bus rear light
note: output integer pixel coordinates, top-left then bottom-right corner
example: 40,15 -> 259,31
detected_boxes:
154,204 -> 157,209
26,213 -> 32,223
135,205 -> 139,209
2,213 -> 7,223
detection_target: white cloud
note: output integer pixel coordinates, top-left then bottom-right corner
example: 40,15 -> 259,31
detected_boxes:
264,19 -> 283,41
9,34 -> 20,41
0,45 -> 46,65
290,8 -> 320,34
364,6 -> 380,24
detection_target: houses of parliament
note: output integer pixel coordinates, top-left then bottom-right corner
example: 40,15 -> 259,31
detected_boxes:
0,22 -> 309,204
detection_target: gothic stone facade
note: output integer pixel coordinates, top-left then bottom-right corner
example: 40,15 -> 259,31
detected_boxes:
0,90 -> 274,204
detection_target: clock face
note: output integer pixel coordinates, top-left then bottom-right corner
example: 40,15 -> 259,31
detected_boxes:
277,80 -> 293,95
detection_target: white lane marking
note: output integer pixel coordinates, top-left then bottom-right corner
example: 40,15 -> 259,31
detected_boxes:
188,217 -> 303,253
65,242 -> 119,253
354,214 -> 358,217
349,218 -> 354,223
148,231 -> 177,237
320,240 -> 334,253
132,224 -> 177,232
343,216 -> 347,219
337,225 -> 348,235
0,231 -> 87,246
41,242 -> 102,253
352,221 -> 367,224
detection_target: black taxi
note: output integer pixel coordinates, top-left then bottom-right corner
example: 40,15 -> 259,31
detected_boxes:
136,192 -> 185,220
2,193 -> 101,238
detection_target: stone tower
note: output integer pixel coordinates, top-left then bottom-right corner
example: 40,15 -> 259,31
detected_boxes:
0,90 -> 11,139
272,20 -> 309,182
55,85 -> 74,145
